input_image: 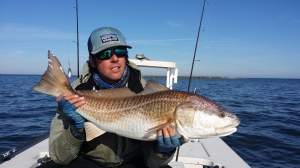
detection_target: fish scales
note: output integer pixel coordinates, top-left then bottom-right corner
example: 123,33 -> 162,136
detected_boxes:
74,90 -> 191,140
77,90 -> 189,122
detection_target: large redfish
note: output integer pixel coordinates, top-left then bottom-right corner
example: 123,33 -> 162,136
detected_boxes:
33,51 -> 240,141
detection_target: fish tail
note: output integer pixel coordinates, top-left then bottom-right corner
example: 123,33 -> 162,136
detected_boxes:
32,50 -> 75,97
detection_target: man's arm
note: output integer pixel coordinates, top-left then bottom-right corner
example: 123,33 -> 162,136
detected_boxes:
49,95 -> 86,165
49,108 -> 84,164
142,140 -> 175,168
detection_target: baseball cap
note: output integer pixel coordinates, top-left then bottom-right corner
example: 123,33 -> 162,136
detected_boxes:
87,27 -> 132,55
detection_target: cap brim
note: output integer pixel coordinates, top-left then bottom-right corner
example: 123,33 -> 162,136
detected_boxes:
91,45 -> 132,55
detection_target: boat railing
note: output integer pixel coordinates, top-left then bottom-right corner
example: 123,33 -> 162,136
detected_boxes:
129,59 -> 178,89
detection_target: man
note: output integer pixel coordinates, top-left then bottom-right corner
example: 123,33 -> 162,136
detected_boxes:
45,27 -> 186,168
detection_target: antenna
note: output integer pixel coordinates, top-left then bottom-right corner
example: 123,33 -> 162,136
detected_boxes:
187,0 -> 207,92
75,0 -> 80,78
176,0 -> 207,162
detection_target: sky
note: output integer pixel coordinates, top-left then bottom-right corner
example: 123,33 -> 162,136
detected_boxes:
0,0 -> 299,79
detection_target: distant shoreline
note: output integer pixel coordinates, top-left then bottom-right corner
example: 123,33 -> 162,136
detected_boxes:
1,74 -> 299,79
143,75 -> 239,79
0,74 -> 230,79
0,74 -> 231,78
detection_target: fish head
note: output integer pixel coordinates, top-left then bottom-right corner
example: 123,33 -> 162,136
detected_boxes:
175,95 -> 240,139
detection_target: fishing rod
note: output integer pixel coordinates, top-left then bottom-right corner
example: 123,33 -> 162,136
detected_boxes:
187,0 -> 207,93
76,0 -> 80,78
176,0 -> 207,162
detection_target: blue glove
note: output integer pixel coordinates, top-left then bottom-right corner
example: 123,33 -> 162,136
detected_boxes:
157,135 -> 186,153
59,97 -> 84,129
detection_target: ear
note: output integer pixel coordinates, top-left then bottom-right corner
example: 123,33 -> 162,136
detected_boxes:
89,55 -> 96,68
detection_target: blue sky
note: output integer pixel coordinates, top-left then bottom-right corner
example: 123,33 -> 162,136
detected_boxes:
0,0 -> 299,78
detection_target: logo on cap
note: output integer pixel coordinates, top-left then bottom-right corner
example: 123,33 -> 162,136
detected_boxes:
101,34 -> 119,43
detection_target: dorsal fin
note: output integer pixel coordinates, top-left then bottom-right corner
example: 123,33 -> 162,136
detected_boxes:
139,80 -> 170,95
77,87 -> 136,99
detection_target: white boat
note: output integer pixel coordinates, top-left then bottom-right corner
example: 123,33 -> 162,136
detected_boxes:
0,59 -> 250,168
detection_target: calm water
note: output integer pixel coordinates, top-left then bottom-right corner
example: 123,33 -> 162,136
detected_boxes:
0,74 -> 299,167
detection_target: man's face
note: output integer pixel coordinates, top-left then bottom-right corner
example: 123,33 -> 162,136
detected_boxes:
90,47 -> 127,84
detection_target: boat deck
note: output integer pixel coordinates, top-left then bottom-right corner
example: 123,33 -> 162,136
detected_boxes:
170,138 -> 250,168
0,138 -> 48,168
0,137 -> 250,168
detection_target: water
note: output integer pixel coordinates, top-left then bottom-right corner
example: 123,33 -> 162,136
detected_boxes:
0,74 -> 300,167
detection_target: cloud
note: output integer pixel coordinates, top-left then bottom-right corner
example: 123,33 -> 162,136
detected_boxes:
0,23 -> 79,53
128,38 -> 193,45
0,23 -> 74,39
164,21 -> 184,27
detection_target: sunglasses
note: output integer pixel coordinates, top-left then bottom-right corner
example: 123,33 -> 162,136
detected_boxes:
93,48 -> 128,60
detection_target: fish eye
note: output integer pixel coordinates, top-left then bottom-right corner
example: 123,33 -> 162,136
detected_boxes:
218,113 -> 225,118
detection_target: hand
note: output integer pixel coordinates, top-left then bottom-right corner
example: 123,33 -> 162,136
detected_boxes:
57,94 -> 85,129
156,126 -> 188,153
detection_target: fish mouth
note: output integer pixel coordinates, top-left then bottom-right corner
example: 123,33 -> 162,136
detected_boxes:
215,125 -> 238,137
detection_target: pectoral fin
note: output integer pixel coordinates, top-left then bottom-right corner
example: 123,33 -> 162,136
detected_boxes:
84,122 -> 106,141
146,118 -> 175,132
